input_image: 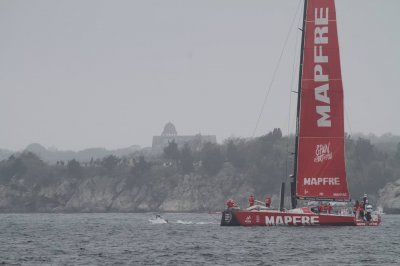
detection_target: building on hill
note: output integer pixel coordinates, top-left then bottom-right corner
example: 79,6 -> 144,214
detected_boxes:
152,122 -> 217,153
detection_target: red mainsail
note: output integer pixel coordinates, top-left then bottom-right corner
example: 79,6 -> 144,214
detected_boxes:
296,0 -> 349,201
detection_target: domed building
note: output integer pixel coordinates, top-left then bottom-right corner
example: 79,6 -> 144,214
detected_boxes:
152,122 -> 217,153
161,122 -> 177,137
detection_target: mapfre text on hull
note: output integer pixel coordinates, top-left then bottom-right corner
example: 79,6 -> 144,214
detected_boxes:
221,209 -> 381,227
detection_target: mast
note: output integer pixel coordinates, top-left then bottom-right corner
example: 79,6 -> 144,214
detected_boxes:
291,0 -> 308,209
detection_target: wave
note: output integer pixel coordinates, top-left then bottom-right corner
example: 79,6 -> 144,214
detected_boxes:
175,220 -> 218,225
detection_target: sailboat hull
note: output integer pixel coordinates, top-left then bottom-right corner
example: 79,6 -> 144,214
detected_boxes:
221,209 -> 381,226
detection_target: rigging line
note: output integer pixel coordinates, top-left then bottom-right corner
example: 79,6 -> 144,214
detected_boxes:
288,5 -> 304,144
284,0 -> 303,183
251,0 -> 303,138
345,103 -> 353,137
342,75 -> 353,137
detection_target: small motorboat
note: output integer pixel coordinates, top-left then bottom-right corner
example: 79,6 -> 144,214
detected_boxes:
149,214 -> 168,224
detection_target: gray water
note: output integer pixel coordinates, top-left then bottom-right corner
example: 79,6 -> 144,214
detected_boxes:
0,213 -> 399,266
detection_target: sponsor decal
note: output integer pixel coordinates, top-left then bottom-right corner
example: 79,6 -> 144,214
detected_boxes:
314,6 -> 331,127
224,213 -> 232,223
256,215 -> 260,223
265,215 -> 319,226
245,216 -> 252,224
333,192 -> 348,197
314,143 -> 332,163
304,177 -> 340,186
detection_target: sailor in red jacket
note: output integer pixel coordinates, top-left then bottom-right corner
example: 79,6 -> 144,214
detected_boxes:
248,194 -> 255,207
319,202 -> 325,213
227,199 -> 237,209
265,195 -> 272,208
327,203 -> 333,214
353,200 -> 360,217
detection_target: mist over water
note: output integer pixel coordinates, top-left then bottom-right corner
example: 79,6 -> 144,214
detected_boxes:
0,213 -> 399,265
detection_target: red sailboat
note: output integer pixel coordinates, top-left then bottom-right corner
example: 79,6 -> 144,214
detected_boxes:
221,0 -> 381,226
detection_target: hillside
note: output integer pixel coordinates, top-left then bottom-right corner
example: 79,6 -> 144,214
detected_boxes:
0,130 -> 399,213
0,143 -> 141,163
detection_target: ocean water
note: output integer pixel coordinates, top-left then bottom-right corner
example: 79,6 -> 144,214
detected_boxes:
0,213 -> 399,266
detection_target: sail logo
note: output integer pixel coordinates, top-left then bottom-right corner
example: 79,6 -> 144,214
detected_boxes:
304,177 -> 340,186
265,215 -> 319,226
314,143 -> 332,163
314,7 -> 331,127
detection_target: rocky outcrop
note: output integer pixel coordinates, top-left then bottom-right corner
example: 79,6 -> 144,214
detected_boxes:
378,179 -> 400,214
159,165 -> 253,212
0,165 -> 262,213
3,166 -> 397,213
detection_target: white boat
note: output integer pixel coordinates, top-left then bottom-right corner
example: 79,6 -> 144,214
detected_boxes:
149,214 -> 168,224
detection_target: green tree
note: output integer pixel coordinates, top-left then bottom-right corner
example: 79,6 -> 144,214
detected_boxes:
67,159 -> 82,178
201,143 -> 224,175
271,128 -> 283,139
164,140 -> 180,162
226,139 -> 244,168
180,143 -> 194,174
396,142 -> 400,160
0,156 -> 26,184
132,156 -> 150,177
101,155 -> 120,173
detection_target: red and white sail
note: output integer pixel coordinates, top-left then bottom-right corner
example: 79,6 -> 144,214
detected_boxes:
296,0 -> 349,201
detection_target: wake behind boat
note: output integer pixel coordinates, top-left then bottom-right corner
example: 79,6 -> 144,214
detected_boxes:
221,0 -> 381,227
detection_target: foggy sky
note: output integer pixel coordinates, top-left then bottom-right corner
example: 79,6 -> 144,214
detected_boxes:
1,0 -> 399,151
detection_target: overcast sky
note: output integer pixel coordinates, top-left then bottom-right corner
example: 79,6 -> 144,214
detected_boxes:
1,0 -> 399,151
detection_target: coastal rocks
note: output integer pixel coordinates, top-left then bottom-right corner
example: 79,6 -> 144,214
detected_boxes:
159,168 -> 254,212
0,185 -> 24,211
378,179 -> 400,214
0,165 -> 270,213
109,186 -> 140,212
65,176 -> 121,212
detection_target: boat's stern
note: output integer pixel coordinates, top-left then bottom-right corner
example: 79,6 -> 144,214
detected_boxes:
220,210 -> 240,226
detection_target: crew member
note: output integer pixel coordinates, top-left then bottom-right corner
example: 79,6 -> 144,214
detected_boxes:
318,202 -> 325,213
265,195 -> 272,208
327,203 -> 333,214
365,205 -> 372,222
353,200 -> 360,217
359,203 -> 365,220
248,194 -> 255,207
363,194 -> 368,209
227,199 -> 237,209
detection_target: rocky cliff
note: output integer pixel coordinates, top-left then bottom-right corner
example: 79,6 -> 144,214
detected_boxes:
2,171 -> 397,213
378,179 -> 400,214
0,165 -> 258,213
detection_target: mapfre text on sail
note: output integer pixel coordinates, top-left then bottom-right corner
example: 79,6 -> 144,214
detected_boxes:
314,7 -> 331,128
304,177 -> 340,186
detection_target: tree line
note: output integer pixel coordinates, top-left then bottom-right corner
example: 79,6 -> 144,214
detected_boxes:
1,129 -> 399,199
